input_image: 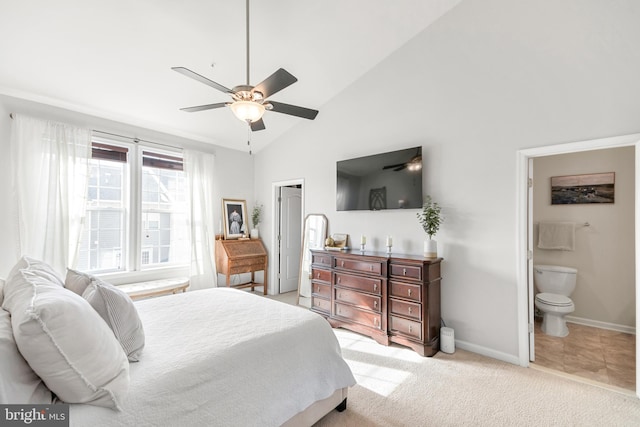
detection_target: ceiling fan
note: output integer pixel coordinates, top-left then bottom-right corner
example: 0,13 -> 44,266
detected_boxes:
382,147 -> 422,171
172,0 -> 318,132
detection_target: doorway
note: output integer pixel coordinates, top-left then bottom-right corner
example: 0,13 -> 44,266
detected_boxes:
516,132 -> 640,398
272,179 -> 304,294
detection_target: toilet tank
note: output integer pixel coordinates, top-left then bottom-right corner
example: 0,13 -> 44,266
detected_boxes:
533,264 -> 577,296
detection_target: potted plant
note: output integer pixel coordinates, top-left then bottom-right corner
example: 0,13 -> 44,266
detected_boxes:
250,203 -> 263,239
416,195 -> 443,258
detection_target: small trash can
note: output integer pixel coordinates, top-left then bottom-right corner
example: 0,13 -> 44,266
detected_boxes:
440,327 -> 455,354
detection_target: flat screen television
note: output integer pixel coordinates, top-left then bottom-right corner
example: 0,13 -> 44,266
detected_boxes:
336,146 -> 423,211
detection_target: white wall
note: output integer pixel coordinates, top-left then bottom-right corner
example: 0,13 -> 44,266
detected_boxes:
254,0 -> 640,361
0,94 -> 255,279
533,147 -> 635,329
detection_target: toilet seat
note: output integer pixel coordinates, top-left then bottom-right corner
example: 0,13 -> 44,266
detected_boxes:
535,292 -> 573,307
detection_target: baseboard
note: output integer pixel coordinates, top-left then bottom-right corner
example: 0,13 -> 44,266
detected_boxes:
566,316 -> 636,335
455,339 -> 521,366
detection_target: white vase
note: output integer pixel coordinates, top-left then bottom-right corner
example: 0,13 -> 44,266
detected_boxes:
250,228 -> 259,239
424,239 -> 437,258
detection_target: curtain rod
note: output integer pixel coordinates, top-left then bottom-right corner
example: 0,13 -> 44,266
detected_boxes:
9,113 -> 181,151
92,130 -> 182,151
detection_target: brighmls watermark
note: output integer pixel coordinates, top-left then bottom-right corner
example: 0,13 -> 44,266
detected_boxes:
1,405 -> 68,426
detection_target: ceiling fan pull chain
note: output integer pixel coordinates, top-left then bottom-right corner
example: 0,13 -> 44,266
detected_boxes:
247,122 -> 252,155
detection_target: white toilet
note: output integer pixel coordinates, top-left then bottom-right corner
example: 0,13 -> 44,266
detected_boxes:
533,264 -> 577,337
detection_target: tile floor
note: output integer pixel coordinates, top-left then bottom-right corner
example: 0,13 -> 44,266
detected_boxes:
534,318 -> 636,391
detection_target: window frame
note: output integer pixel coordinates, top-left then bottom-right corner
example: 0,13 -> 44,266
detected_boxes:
80,136 -> 189,284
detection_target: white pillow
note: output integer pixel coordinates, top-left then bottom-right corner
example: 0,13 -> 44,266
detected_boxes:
83,278 -> 145,362
2,257 -> 130,410
64,268 -> 93,295
0,308 -> 52,404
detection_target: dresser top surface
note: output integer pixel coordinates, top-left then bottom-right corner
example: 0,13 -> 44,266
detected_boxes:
311,249 -> 442,264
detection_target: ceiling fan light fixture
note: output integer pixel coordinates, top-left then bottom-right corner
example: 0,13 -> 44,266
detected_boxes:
230,100 -> 265,123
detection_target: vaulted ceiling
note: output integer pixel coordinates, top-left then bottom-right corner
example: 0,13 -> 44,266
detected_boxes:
0,0 -> 461,152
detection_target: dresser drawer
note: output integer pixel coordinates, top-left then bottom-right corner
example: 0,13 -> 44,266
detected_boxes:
312,296 -> 330,313
335,272 -> 383,295
390,298 -> 421,321
311,268 -> 331,283
312,253 -> 332,267
335,287 -> 381,312
389,263 -> 422,281
389,281 -> 422,302
312,282 -> 331,299
334,303 -> 382,330
389,315 -> 422,340
334,257 -> 384,276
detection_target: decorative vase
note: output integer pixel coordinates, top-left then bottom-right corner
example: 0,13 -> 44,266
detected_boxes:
424,239 -> 437,258
250,228 -> 259,239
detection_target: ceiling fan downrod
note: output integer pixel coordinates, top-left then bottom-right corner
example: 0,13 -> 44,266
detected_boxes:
245,0 -> 250,86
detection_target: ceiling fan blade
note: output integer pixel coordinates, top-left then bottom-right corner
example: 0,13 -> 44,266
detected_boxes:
268,101 -> 319,120
250,118 -> 266,132
172,67 -> 233,94
253,68 -> 298,99
382,163 -> 406,170
180,102 -> 228,112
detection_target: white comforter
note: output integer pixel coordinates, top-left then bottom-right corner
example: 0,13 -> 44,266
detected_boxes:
70,288 -> 355,427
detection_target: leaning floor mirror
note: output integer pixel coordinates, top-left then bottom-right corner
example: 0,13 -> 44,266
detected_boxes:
297,214 -> 328,308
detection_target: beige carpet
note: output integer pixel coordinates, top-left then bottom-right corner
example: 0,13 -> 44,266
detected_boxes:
315,328 -> 640,427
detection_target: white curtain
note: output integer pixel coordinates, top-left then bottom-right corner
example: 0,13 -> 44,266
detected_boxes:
10,114 -> 91,275
184,149 -> 218,290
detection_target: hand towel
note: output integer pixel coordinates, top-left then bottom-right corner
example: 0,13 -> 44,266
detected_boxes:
538,221 -> 576,251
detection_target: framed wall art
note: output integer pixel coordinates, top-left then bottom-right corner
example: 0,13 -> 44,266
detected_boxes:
551,172 -> 615,205
222,199 -> 247,239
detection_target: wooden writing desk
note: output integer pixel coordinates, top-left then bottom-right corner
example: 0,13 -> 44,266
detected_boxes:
215,238 -> 268,295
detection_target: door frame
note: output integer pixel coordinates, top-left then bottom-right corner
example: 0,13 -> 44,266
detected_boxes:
271,178 -> 305,295
515,132 -> 640,398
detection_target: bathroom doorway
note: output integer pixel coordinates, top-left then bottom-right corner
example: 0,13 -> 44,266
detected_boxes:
516,133 -> 640,398
531,148 -> 635,391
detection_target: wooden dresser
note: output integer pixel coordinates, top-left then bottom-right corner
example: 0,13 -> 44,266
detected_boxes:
311,249 -> 442,356
216,239 -> 268,295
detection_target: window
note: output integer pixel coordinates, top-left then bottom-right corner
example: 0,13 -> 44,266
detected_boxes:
140,151 -> 189,267
76,141 -> 189,274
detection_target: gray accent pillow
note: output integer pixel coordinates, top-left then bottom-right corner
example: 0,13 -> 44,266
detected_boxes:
83,278 -> 145,362
64,268 -> 93,295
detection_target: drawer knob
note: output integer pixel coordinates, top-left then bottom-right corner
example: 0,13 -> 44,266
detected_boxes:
337,277 -> 341,284
408,289 -> 412,296
408,307 -> 412,314
370,265 -> 373,271
316,286 -> 320,293
373,318 -> 378,326
374,301 -> 378,308
403,268 -> 407,275
316,272 -> 320,278
409,325 -> 413,333
373,283 -> 377,291
341,261 -> 345,267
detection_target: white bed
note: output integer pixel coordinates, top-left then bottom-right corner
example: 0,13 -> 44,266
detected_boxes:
69,287 -> 356,426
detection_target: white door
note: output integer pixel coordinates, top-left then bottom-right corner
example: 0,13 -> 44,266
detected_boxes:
528,158 -> 535,361
279,186 -> 302,293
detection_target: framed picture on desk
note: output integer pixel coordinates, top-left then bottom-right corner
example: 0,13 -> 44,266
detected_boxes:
222,199 -> 247,239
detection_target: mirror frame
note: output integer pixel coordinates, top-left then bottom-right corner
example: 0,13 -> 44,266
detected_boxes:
297,213 -> 328,307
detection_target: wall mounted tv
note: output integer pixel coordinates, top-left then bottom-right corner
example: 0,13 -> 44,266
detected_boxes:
336,146 -> 423,211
